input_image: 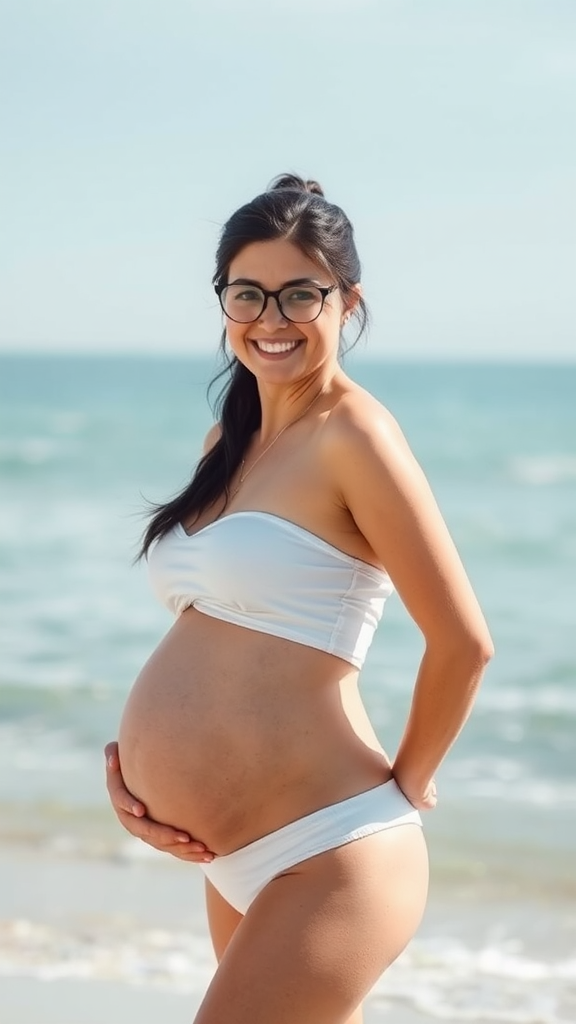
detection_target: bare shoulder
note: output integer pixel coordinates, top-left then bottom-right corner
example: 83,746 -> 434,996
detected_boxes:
323,383 -> 411,466
321,380 -> 434,535
320,380 -> 492,655
203,422 -> 222,455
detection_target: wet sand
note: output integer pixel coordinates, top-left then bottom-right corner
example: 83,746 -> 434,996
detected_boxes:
0,842 -> 428,1024
2,838 -> 575,1024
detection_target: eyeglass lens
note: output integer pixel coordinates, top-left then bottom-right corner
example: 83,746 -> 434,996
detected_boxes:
220,284 -> 327,324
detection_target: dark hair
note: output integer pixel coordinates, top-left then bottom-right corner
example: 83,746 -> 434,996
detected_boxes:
138,173 -> 369,559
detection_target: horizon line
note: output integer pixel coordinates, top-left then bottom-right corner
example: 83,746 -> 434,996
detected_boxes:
1,350 -> 574,366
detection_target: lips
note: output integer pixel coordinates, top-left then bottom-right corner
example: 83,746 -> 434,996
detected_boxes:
251,339 -> 303,354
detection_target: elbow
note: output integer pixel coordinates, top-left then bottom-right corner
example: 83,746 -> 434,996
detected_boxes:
465,628 -> 495,669
476,635 -> 495,666
428,626 -> 494,669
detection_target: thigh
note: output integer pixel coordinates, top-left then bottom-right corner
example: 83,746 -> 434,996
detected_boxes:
195,824 -> 428,1024
205,877 -> 244,963
204,878 -> 364,1024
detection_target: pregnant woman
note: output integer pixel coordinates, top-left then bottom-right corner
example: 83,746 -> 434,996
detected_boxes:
105,173 -> 493,1023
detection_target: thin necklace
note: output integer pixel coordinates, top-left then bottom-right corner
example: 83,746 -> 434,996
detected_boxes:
231,387 -> 324,498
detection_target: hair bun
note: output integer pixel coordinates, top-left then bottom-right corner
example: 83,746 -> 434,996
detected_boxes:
268,173 -> 325,198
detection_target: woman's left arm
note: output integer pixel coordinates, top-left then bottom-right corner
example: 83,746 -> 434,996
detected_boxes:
329,396 -> 494,808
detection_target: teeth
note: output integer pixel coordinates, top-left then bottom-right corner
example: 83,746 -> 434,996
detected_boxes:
255,340 -> 300,354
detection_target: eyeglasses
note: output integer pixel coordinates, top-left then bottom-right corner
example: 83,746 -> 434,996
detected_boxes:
214,281 -> 337,324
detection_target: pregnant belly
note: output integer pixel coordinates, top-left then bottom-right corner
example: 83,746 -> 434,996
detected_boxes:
117,610 -> 391,854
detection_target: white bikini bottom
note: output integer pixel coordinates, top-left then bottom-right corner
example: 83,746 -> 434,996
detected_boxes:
200,778 -> 423,914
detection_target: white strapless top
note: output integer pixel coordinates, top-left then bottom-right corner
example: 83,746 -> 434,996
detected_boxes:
147,511 -> 394,669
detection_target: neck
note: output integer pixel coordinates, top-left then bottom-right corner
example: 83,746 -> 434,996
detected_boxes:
256,368 -> 338,441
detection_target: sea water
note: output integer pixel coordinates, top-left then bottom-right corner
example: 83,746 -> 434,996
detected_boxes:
1,354 -> 575,1021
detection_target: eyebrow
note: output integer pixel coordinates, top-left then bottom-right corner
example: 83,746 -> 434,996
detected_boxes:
227,277 -> 324,287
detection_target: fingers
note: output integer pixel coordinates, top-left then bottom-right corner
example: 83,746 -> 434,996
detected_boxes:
113,807 -> 215,862
426,780 -> 438,807
104,740 -> 119,766
392,769 -> 438,811
415,779 -> 437,810
104,742 -> 146,817
412,778 -> 434,811
103,741 -> 216,863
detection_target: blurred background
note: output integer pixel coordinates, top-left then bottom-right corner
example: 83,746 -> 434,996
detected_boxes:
1,2 -> 575,1022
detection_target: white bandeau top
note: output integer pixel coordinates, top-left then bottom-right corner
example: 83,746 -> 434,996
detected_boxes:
148,511 -> 394,669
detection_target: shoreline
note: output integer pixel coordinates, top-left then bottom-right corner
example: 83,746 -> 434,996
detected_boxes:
1,798 -> 574,903
1,842 -> 575,1024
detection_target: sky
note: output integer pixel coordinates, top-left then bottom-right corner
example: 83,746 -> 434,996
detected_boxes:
1,0 -> 575,360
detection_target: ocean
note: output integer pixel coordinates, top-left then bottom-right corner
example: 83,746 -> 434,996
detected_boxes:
1,354 -> 575,1023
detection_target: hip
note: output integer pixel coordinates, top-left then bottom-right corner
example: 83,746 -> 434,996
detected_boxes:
202,778 -> 424,914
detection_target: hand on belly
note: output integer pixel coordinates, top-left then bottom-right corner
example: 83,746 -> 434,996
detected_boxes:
116,613 -> 390,854
105,741 -> 216,862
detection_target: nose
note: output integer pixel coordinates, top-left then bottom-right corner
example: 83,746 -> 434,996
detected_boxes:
258,295 -> 288,329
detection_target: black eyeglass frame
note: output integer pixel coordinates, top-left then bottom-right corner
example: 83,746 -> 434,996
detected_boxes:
214,282 -> 338,324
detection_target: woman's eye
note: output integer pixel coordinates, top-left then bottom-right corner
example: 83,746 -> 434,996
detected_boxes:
236,289 -> 261,302
286,290 -> 315,303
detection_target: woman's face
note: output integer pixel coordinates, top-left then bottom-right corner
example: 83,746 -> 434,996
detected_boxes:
223,238 -> 353,386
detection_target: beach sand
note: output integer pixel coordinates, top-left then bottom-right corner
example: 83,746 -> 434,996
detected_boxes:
3,837 -> 576,1024
0,841 -> 434,1024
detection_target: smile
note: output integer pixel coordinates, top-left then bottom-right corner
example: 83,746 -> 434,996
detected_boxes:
251,339 -> 302,354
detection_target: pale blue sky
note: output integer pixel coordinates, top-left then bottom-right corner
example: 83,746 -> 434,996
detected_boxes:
1,0 -> 574,359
